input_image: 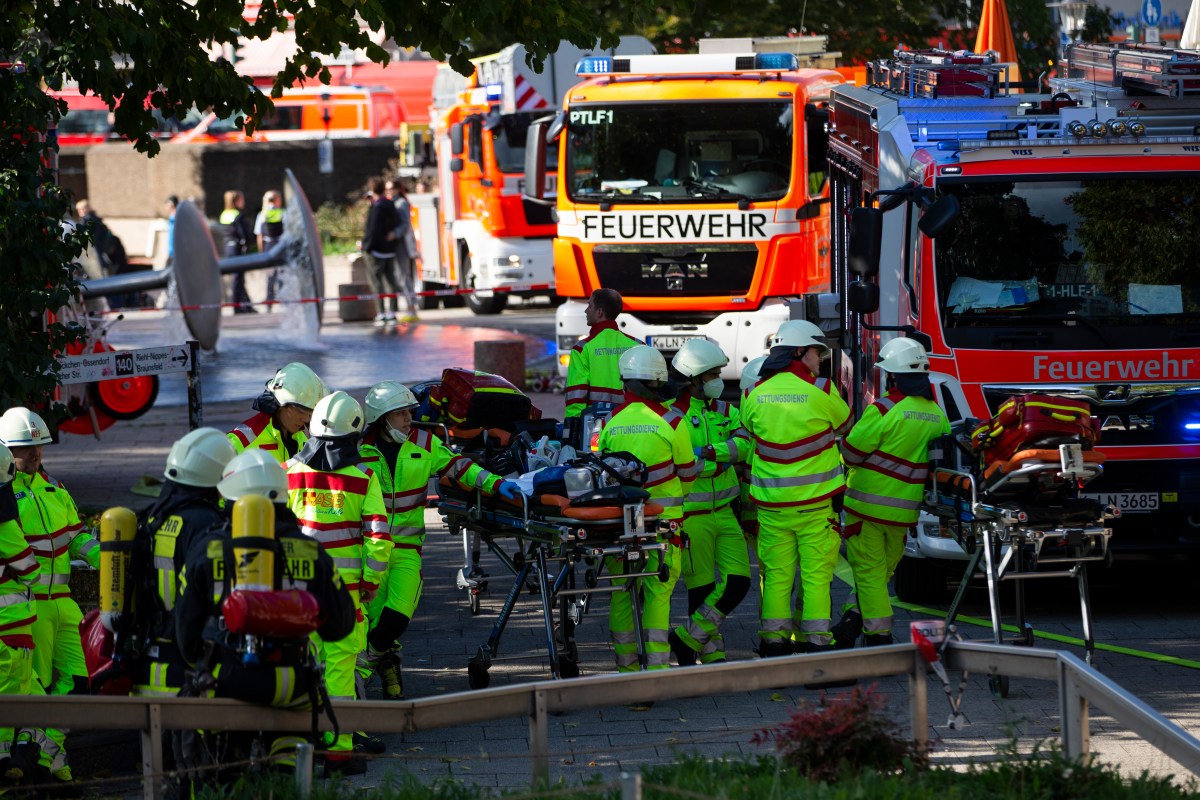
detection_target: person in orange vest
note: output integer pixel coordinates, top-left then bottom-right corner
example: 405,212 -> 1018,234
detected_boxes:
0,407 -> 100,784
286,391 -> 388,775
740,321 -> 851,659
356,381 -> 519,699
0,443 -> 44,785
597,346 -> 698,672
564,289 -> 641,421
228,362 -> 326,464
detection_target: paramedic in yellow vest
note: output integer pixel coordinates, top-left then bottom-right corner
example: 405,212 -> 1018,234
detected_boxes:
0,443 -> 45,783
564,288 -> 641,419
666,339 -> 752,666
131,428 -> 234,696
838,338 -> 950,646
0,407 -> 100,783
228,362 -> 326,464
175,450 -> 357,777
740,321 -> 851,657
597,346 -> 698,671
356,382 -> 520,698
285,391 -> 389,767
254,189 -> 285,304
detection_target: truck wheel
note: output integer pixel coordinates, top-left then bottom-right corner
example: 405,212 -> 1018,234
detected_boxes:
892,556 -> 951,605
459,248 -> 507,315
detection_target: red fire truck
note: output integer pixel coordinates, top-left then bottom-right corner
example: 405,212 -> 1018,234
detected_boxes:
825,43 -> 1200,598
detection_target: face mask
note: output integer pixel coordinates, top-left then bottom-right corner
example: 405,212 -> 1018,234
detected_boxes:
702,378 -> 724,399
385,420 -> 410,442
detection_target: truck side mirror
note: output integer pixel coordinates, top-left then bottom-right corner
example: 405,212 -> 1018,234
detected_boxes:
450,122 -> 464,156
546,110 -> 566,143
450,157 -> 463,173
848,207 -> 883,277
918,194 -> 960,239
524,118 -> 549,201
847,280 -> 879,315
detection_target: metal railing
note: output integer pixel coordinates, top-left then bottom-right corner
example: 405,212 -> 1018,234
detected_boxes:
5,642 -> 1199,800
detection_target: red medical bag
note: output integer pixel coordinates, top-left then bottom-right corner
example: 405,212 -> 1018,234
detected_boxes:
970,393 -> 1098,466
429,368 -> 537,429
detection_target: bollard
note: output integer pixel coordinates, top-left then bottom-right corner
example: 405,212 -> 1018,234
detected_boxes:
338,282 -> 377,322
295,741 -> 314,799
619,771 -> 643,800
474,340 -> 526,390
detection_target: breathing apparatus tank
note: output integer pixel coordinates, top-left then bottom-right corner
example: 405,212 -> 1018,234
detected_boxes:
98,507 -> 138,634
231,494 -> 275,591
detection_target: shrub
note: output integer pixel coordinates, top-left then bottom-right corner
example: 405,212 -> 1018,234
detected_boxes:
315,200 -> 368,254
751,682 -> 929,783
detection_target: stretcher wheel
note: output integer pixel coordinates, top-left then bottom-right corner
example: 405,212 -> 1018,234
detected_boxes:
989,674 -> 1009,699
558,656 -> 580,679
658,560 -> 671,583
469,591 -> 481,615
468,662 -> 490,689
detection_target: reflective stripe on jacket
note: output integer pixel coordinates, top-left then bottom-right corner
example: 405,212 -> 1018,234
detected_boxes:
12,471 -> 98,600
842,391 -> 950,527
228,412 -> 307,465
564,322 -> 641,417
597,395 -> 698,521
673,395 -> 749,515
0,515 -> 38,647
740,365 -> 851,509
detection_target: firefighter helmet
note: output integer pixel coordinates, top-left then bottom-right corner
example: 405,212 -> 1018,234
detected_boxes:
619,345 -> 669,382
876,337 -> 930,374
267,362 -> 326,410
0,444 -> 14,487
0,407 -> 53,447
164,427 -> 236,487
740,355 -> 768,393
310,391 -> 363,438
364,381 -> 418,426
672,338 -> 729,378
218,449 -> 289,501
771,320 -> 829,353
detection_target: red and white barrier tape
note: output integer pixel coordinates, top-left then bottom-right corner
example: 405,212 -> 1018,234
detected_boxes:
96,284 -> 556,314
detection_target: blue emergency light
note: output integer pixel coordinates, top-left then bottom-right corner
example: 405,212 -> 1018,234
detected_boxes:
754,52 -> 799,70
576,57 -> 612,75
484,83 -> 503,102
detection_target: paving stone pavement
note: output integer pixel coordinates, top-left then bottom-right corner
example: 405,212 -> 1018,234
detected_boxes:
45,336 -> 1200,796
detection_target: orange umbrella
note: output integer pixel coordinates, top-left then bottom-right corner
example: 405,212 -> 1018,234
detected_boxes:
975,0 -> 1023,83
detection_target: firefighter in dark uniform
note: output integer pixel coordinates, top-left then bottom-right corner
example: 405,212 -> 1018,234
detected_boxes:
175,449 -> 356,776
132,428 -> 236,697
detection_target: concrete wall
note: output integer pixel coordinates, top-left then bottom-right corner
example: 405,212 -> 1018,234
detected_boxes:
81,138 -> 397,219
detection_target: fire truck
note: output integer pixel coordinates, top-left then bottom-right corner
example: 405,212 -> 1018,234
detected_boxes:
824,43 -> 1200,598
423,39 -> 654,314
523,37 -> 843,377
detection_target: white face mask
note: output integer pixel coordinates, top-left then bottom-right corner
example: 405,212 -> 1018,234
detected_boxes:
702,378 -> 724,399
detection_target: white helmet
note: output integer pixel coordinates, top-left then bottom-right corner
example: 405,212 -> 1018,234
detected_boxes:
267,362 -> 326,410
0,407 -> 53,447
772,320 -> 829,354
0,444 -> 14,487
672,338 -> 729,378
740,355 -> 768,393
364,381 -> 418,426
309,391 -> 364,438
164,427 -> 236,487
876,337 -> 930,374
619,345 -> 668,382
218,449 -> 288,502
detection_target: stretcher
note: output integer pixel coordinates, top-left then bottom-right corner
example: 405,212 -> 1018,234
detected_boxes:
438,479 -> 669,689
923,432 -> 1117,698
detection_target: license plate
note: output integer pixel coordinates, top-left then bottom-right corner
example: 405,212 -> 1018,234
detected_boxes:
648,335 -> 700,351
1081,492 -> 1158,513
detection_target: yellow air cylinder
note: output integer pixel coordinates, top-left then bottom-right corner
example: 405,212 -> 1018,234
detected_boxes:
231,494 -> 275,591
99,507 -> 138,631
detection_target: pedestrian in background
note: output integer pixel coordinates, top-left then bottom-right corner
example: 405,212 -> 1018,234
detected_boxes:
254,190 -> 284,307
163,195 -> 179,266
219,190 -> 257,313
362,179 -> 403,326
384,180 -> 421,323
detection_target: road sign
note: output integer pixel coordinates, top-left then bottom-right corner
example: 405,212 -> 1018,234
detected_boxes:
57,344 -> 192,386
1141,0 -> 1162,26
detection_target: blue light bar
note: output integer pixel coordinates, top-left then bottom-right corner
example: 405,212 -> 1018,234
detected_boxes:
1185,423 -> 1200,431
755,52 -> 799,71
936,140 -> 961,151
576,57 -> 612,75
484,83 -> 502,102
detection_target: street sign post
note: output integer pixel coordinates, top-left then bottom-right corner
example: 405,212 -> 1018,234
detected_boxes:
57,340 -> 204,430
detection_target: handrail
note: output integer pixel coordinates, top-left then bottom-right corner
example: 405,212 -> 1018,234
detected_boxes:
7,642 -> 1199,800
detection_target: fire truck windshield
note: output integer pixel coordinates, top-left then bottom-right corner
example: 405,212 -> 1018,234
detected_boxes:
565,100 -> 794,203
935,175 -> 1200,346
491,111 -> 559,174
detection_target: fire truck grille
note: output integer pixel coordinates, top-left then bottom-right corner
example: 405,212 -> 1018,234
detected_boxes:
593,248 -> 758,297
522,199 -> 555,227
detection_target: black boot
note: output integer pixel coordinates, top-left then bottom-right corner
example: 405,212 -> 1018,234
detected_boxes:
754,638 -> 795,658
862,632 -> 894,647
831,609 -> 864,651
669,630 -> 698,667
801,643 -> 858,690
